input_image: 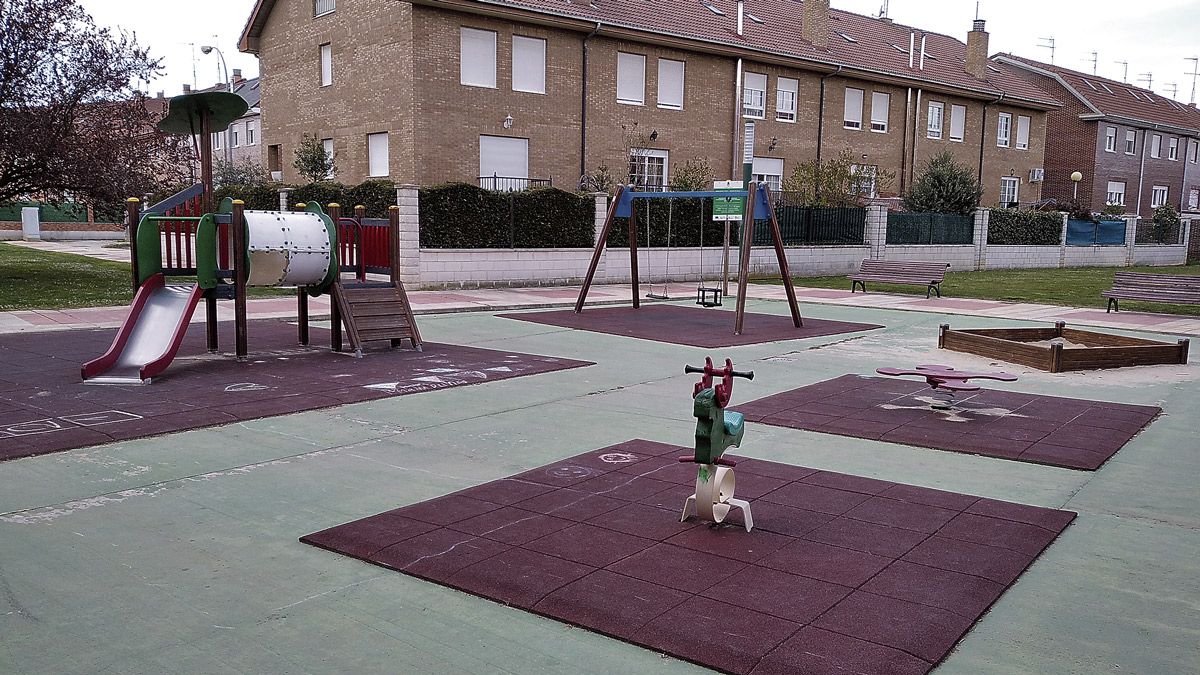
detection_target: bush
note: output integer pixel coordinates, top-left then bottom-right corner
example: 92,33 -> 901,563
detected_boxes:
344,180 -> 397,218
903,151 -> 983,216
215,183 -> 279,211
419,183 -> 593,248
606,198 -> 725,249
987,209 -> 1062,245
289,181 -> 345,212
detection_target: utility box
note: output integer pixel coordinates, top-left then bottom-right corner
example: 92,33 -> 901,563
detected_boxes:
20,207 -> 40,241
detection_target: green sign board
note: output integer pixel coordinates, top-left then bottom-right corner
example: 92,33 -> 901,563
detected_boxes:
712,180 -> 744,222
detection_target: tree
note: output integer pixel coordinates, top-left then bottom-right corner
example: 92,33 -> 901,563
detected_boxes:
214,158 -> 272,189
0,0 -> 190,209
782,149 -> 896,207
670,157 -> 713,191
902,151 -> 983,215
293,134 -> 337,183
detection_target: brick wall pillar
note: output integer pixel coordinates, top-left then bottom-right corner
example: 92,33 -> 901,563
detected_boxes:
278,189 -> 290,212
1182,218 -> 1194,262
866,204 -> 887,260
1124,216 -> 1138,267
1058,212 -> 1068,268
593,192 -> 609,282
973,208 -> 989,270
396,185 -> 421,285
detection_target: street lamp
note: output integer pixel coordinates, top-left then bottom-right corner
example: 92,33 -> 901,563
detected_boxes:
200,45 -> 233,165
1071,171 -> 1083,201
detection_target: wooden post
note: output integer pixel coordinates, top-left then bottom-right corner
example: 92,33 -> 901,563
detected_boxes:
126,198 -> 141,291
575,186 -> 623,313
1050,342 -> 1063,373
1179,338 -> 1190,365
206,293 -> 218,353
733,182 -> 758,335
762,186 -> 803,327
628,197 -> 641,309
199,110 -> 214,214
938,324 -> 949,349
1054,320 -> 1066,338
388,204 -> 401,283
231,199 -> 248,360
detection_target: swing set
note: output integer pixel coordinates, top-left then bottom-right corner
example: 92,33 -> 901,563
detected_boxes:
574,181 -> 803,335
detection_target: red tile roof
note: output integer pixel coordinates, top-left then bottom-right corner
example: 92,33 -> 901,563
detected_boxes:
997,54 -> 1200,132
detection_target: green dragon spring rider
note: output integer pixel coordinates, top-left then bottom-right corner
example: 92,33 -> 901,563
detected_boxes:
679,357 -> 755,532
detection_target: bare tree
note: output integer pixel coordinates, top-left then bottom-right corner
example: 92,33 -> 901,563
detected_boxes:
0,0 -> 189,212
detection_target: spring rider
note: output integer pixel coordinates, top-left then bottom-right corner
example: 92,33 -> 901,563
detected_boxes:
679,358 -> 755,532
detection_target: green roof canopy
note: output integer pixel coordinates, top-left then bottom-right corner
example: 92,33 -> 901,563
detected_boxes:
157,91 -> 248,136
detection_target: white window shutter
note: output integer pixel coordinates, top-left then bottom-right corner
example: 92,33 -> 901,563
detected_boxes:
479,136 -> 529,183
1016,115 -> 1030,149
950,105 -> 966,141
367,133 -> 389,177
843,88 -> 863,128
870,92 -> 889,131
320,44 -> 332,86
657,59 -> 685,109
512,36 -> 546,94
460,28 -> 497,88
617,53 -> 645,104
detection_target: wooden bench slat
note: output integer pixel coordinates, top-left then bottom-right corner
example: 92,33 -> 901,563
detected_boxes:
848,259 -> 950,297
1103,272 -> 1200,310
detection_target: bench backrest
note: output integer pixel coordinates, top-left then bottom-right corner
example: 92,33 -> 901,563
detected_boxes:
1111,271 -> 1200,294
858,259 -> 950,281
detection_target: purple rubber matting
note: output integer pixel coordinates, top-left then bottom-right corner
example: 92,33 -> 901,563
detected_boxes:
0,320 -> 590,462
302,439 -> 1075,675
737,375 -> 1159,470
498,304 -> 882,347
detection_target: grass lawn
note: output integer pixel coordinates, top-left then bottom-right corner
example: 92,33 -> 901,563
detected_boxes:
0,243 -> 289,312
759,263 -> 1200,316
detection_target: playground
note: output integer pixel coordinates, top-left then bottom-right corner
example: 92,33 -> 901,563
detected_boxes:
2,95 -> 1199,675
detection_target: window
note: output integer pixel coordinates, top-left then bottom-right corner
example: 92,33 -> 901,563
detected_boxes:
1151,185 -> 1169,207
1000,176 -> 1020,206
367,132 -> 389,177
1015,115 -> 1030,150
232,127 -> 239,147
927,102 -> 944,139
319,43 -> 332,87
1168,137 -> 1178,161
629,148 -> 668,190
949,104 -> 966,142
997,112 -> 1011,147
246,121 -> 256,145
752,157 -> 783,192
1126,130 -> 1137,154
314,0 -> 335,16
212,132 -> 221,150
870,92 -> 890,132
742,72 -> 766,118
851,164 -> 878,198
512,36 -> 546,94
617,52 -> 645,105
267,145 -> 282,173
479,135 -> 529,190
1105,127 -> 1117,152
1106,181 -> 1126,206
1191,139 -> 1199,163
843,87 -> 864,130
1189,189 -> 1199,210
321,138 -> 334,178
775,77 -> 797,122
1151,134 -> 1161,158
657,58 -> 685,109
460,28 -> 496,88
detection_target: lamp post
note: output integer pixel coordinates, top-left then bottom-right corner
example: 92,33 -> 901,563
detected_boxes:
200,45 -> 233,166
1071,171 -> 1083,202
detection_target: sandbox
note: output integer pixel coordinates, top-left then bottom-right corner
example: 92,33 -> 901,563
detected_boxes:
938,321 -> 1189,372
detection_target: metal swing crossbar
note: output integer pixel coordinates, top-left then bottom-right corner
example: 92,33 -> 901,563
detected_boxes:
575,182 -> 804,335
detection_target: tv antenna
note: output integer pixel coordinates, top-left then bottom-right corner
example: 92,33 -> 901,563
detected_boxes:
1114,60 -> 1129,83
1084,51 -> 1098,75
1186,57 -> 1198,104
879,0 -> 889,18
1037,36 -> 1056,64
1138,72 -> 1153,90
1164,82 -> 1179,100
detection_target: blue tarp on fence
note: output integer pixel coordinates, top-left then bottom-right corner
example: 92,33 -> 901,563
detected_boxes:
1066,219 -> 1125,246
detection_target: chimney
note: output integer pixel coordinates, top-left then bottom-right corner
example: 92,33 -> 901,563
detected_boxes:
156,91 -> 164,99
802,0 -> 830,49
965,19 -> 990,80
232,68 -> 244,84
182,83 -> 192,94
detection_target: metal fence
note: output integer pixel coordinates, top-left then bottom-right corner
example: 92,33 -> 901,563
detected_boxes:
477,175 -> 553,192
1066,219 -> 1126,246
1134,219 -> 1183,245
886,212 -> 974,245
753,203 -> 866,246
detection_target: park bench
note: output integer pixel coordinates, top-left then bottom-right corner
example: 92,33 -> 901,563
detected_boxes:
849,259 -> 951,298
1102,271 -> 1200,312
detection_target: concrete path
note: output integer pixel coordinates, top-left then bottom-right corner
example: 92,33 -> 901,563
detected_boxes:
1,299 -> 1196,674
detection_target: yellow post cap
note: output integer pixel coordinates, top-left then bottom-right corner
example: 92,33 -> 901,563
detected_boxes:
328,202 -> 340,208
388,204 -> 399,210
232,199 -> 245,205
295,202 -> 307,208
126,197 -> 141,203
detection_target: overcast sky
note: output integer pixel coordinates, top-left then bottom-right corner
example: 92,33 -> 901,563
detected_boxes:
81,0 -> 1200,103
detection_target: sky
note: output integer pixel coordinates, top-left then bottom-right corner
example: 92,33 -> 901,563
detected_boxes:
80,0 -> 1200,104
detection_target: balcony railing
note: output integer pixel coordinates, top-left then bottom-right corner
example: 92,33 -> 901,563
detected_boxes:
314,0 -> 336,16
477,175 -> 552,192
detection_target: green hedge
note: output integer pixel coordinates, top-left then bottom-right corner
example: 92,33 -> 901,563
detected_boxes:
605,198 -> 726,248
987,209 -> 1062,245
419,183 -> 593,248
215,183 -> 279,211
0,201 -> 106,222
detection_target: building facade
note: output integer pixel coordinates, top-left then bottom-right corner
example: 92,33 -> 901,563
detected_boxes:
999,55 -> 1200,218
194,72 -> 264,169
240,0 -> 1058,208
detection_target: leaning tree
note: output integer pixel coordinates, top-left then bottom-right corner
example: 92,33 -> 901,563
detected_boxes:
0,0 -> 192,213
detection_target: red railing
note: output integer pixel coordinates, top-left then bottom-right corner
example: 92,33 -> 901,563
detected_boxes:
337,216 -> 391,280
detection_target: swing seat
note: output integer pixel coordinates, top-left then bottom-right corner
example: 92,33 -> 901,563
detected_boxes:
696,286 -> 722,307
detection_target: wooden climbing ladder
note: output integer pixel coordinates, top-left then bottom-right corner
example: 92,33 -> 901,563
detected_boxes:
328,204 -> 422,357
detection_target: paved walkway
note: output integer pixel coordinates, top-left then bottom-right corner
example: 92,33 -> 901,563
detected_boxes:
3,239 -> 1198,336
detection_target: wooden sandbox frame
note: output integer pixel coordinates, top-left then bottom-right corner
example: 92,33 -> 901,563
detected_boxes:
939,321 -> 1190,372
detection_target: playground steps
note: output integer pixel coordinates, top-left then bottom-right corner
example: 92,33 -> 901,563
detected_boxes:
332,281 -> 422,355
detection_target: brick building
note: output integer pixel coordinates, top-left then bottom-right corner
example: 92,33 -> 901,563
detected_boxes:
239,0 -> 1058,207
998,55 -> 1200,218
191,71 -> 264,169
